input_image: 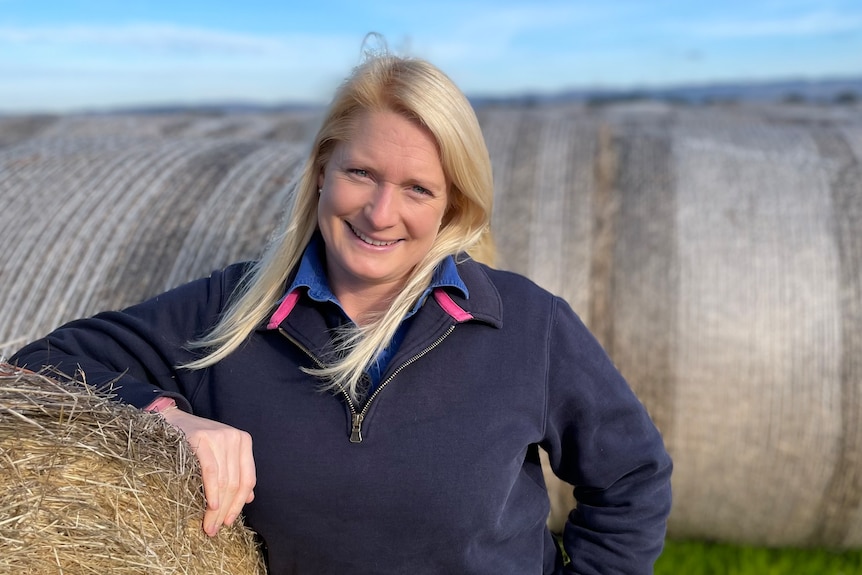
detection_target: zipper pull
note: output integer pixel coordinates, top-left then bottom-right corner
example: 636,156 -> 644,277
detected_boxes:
350,413 -> 364,444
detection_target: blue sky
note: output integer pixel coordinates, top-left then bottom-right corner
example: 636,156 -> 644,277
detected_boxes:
2,0 -> 861,113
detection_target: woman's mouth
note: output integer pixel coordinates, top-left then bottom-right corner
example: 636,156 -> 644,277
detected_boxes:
347,222 -> 399,247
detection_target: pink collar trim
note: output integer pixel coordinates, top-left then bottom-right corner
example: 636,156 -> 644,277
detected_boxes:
266,290 -> 300,330
433,289 -> 473,322
267,287 -> 473,329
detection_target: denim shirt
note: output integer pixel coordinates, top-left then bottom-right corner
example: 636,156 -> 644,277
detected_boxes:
286,234 -> 469,394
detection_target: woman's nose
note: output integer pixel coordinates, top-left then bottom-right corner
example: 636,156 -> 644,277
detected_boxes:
364,184 -> 399,229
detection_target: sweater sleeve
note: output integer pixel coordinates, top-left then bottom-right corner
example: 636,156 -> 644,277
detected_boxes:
542,296 -> 673,575
9,264 -> 248,413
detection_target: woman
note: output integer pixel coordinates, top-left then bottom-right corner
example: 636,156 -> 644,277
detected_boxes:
12,52 -> 672,574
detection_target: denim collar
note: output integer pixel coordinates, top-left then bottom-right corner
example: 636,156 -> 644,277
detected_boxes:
286,233 -> 468,321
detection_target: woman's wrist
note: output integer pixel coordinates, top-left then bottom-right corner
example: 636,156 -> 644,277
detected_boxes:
144,396 -> 177,415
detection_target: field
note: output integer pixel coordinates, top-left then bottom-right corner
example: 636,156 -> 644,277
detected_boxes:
656,540 -> 862,575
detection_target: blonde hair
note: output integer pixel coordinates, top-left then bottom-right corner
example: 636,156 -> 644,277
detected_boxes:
183,51 -> 495,403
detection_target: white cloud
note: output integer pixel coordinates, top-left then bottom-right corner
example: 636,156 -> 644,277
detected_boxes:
0,23 -> 354,57
681,11 -> 862,38
0,23 -> 367,111
380,1 -> 628,61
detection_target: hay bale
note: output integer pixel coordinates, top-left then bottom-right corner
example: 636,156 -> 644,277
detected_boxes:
0,364 -> 265,574
479,102 -> 862,548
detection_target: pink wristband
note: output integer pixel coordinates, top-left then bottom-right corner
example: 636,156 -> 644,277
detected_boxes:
144,396 -> 177,414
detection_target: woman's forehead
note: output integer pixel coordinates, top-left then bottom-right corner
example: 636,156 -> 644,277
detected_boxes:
332,112 -> 444,171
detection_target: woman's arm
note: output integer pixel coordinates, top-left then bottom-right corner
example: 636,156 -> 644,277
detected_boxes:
11,263 -> 258,536
543,297 -> 673,575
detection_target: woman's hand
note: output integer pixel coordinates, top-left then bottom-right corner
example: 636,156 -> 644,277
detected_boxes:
161,409 -> 257,536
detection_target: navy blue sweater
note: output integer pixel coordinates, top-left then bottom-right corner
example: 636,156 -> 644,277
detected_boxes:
12,258 -> 672,574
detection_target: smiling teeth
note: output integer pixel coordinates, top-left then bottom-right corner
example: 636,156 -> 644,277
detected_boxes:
350,223 -> 398,246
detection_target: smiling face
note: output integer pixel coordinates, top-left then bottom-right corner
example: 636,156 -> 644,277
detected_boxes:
317,110 -> 450,309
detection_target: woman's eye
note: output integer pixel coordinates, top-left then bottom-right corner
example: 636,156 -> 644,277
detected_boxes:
412,184 -> 432,196
349,168 -> 368,178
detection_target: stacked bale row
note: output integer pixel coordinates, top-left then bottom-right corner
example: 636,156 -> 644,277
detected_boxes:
1,102 -> 860,548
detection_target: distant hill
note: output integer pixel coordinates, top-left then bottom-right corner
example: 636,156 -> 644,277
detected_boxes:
470,76 -> 862,107
1,76 -> 859,117
115,76 -> 862,115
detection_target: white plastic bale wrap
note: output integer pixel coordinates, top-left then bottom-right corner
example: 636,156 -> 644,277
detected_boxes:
1,103 -> 861,548
605,107 -> 862,548
0,113 -> 316,350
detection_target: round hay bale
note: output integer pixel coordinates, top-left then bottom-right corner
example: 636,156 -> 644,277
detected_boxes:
479,102 -> 862,548
0,364 -> 265,574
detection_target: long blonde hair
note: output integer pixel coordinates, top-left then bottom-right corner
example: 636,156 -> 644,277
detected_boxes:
184,52 -> 495,403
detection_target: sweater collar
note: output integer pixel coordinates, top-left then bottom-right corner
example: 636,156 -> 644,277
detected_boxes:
266,256 -> 502,366
445,257 -> 503,328
288,233 -> 469,312
266,235 -> 494,330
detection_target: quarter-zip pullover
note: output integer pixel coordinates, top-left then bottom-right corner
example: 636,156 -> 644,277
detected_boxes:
12,257 -> 672,575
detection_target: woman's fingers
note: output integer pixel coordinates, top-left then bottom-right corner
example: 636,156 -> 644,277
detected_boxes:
221,430 -> 257,527
161,409 -> 256,536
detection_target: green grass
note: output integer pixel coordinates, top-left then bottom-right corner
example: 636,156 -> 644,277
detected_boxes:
655,540 -> 862,575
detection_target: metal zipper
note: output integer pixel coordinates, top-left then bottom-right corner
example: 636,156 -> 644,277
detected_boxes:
279,328 -> 327,369
345,324 -> 456,443
279,324 -> 456,444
